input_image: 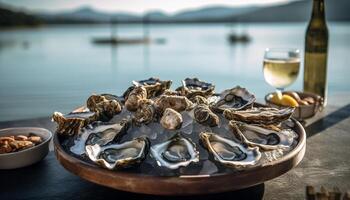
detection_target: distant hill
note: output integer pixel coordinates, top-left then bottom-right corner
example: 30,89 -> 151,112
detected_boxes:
1,0 -> 349,27
237,0 -> 350,22
36,0 -> 350,23
0,5 -> 42,27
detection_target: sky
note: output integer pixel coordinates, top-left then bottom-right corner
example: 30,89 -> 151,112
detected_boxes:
0,0 -> 294,14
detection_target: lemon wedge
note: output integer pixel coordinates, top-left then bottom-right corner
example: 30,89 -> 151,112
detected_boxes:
270,94 -> 299,107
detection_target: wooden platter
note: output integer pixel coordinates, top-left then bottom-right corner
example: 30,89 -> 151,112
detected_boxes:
53,119 -> 306,196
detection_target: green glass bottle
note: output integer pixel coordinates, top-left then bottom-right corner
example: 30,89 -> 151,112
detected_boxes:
304,0 -> 329,106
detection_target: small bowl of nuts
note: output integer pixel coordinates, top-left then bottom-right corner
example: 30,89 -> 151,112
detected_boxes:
265,91 -> 323,121
0,127 -> 52,169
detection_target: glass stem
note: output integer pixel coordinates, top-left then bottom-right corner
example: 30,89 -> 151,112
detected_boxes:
276,88 -> 284,99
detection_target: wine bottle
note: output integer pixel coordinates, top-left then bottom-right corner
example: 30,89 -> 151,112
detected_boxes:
303,0 -> 328,106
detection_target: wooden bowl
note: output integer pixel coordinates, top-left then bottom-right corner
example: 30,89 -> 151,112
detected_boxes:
265,91 -> 323,120
53,119 -> 306,196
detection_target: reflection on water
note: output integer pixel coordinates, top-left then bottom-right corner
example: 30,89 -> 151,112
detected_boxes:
0,23 -> 349,121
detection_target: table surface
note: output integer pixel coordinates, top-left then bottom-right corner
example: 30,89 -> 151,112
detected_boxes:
1,94 -> 349,200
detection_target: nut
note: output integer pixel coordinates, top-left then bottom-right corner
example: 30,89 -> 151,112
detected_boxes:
0,134 -> 42,154
28,136 -> 42,144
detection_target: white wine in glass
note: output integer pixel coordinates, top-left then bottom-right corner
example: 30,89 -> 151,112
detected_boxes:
263,48 -> 300,97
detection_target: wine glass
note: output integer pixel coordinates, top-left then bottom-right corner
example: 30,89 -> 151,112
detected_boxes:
263,48 -> 300,98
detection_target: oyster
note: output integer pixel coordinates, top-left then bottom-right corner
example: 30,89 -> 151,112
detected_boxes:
192,95 -> 209,105
86,137 -> 149,170
151,133 -> 199,170
52,112 -> 92,136
163,89 -> 180,96
176,78 -> 215,99
200,132 -> 261,168
125,86 -> 147,111
70,120 -> 129,155
122,86 -> 135,101
86,94 -> 123,121
160,108 -> 183,130
194,104 -> 219,127
223,107 -> 295,125
133,77 -> 172,98
155,95 -> 194,113
133,99 -> 157,125
213,86 -> 256,112
229,121 -> 295,151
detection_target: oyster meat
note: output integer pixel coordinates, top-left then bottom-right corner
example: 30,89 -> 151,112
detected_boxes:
229,121 -> 296,151
86,94 -> 123,121
200,132 -> 261,168
70,120 -> 129,155
223,107 -> 295,125
133,77 -> 172,98
151,133 -> 199,169
86,137 -> 149,170
160,108 -> 183,130
177,78 -> 215,99
194,104 -> 219,127
213,86 -> 256,112
133,99 -> 157,125
125,86 -> 147,111
155,95 -> 194,113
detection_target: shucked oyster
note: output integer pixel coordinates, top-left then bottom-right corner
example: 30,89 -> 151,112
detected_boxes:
194,104 -> 219,127
213,86 -> 256,112
176,78 -> 215,99
229,121 -> 296,151
160,108 -> 183,130
70,120 -> 129,155
86,94 -> 123,121
200,132 -> 261,168
223,107 -> 295,125
151,133 -> 199,170
155,95 -> 194,113
133,99 -> 157,125
125,86 -> 147,111
133,77 -> 172,99
86,136 -> 149,170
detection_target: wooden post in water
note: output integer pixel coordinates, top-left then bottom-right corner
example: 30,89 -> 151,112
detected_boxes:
111,17 -> 118,39
142,15 -> 149,41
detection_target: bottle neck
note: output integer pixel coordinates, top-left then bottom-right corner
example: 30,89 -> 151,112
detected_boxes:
309,0 -> 326,27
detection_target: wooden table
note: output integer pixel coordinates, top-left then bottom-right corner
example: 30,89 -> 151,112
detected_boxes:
1,93 -> 349,199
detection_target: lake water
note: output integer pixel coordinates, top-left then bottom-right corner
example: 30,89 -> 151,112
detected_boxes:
0,23 -> 349,121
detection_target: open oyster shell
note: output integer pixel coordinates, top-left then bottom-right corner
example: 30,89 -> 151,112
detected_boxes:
86,94 -> 123,121
200,132 -> 261,168
223,107 -> 295,125
70,120 -> 130,155
86,136 -> 149,170
155,95 -> 194,113
125,86 -> 147,111
150,133 -> 199,170
160,108 -> 183,130
176,78 -> 215,99
213,86 -> 256,112
229,121 -> 296,151
194,104 -> 219,127
133,77 -> 172,99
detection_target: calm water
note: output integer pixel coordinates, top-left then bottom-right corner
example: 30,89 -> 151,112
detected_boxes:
0,23 -> 349,121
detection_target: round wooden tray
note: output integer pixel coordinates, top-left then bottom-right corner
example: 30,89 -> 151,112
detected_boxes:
54,119 -> 306,196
